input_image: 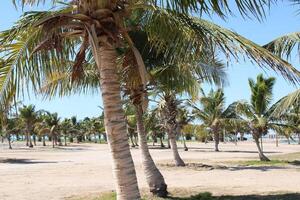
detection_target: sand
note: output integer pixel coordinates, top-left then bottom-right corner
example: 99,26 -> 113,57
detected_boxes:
0,140 -> 299,200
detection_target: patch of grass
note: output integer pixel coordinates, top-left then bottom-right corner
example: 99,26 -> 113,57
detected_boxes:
234,159 -> 289,166
97,192 -> 116,200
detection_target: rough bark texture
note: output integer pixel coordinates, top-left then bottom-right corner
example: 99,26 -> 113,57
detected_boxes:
135,105 -> 168,197
168,128 -> 185,166
167,139 -> 171,149
254,134 -> 270,161
213,131 -> 219,152
42,136 -> 46,146
97,45 -> 141,200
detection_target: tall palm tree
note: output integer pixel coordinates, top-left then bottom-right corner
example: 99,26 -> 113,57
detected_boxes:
19,105 -> 36,148
2,1 -> 300,199
235,74 -> 287,161
190,89 -> 237,151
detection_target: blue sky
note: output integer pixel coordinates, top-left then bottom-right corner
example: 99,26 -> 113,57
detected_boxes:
1,1 -> 300,119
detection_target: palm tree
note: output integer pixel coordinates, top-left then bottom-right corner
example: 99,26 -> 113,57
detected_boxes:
60,118 -> 71,146
19,105 -> 36,148
45,113 -> 60,147
234,74 -> 288,161
144,110 -> 166,148
34,113 -> 50,146
190,89 -> 237,151
279,106 -> 300,145
156,93 -> 187,166
0,109 -> 12,149
177,107 -> 194,151
2,1 -> 300,198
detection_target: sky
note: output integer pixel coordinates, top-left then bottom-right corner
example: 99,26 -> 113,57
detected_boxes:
0,1 -> 300,119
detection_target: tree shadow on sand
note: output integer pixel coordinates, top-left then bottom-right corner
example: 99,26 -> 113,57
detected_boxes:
226,165 -> 287,172
0,158 -> 59,164
288,160 -> 300,166
166,192 -> 300,200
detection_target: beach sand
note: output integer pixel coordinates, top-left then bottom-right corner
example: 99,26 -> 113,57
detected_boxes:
0,140 -> 299,200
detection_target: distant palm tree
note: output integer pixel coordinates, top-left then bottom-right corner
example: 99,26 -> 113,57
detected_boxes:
279,107 -> 300,145
19,105 -> 36,148
190,89 -> 237,151
177,107 -> 194,151
60,118 -> 72,146
45,113 -> 60,148
235,74 -> 288,161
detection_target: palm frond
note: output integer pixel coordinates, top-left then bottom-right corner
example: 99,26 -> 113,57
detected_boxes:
143,10 -> 300,84
271,89 -> 300,117
264,32 -> 300,60
152,0 -> 274,20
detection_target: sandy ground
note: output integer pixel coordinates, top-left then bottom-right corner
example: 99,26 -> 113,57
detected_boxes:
0,140 -> 299,200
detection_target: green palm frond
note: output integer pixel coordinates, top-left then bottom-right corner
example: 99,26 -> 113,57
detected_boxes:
0,9 -> 80,105
264,32 -> 300,60
13,0 -> 274,21
234,100 -> 256,120
144,10 -> 300,84
249,74 -> 275,115
271,89 -> 300,116
151,0 -> 273,20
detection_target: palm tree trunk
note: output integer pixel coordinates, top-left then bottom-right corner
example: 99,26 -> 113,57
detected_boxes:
254,135 -> 270,161
167,138 -> 171,149
178,128 -> 189,151
298,133 -> 300,145
64,136 -> 67,146
168,126 -> 185,166
103,133 -> 107,142
129,133 -> 136,148
213,132 -> 220,152
28,133 -> 33,148
33,134 -> 36,146
42,136 -> 46,146
28,125 -> 33,148
240,132 -> 244,141
7,134 -> 12,149
26,132 -> 29,146
235,133 -> 238,145
94,134 -> 97,143
135,105 -> 167,197
134,134 -> 139,146
287,136 -> 290,145
160,136 -> 165,148
96,45 -> 140,199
